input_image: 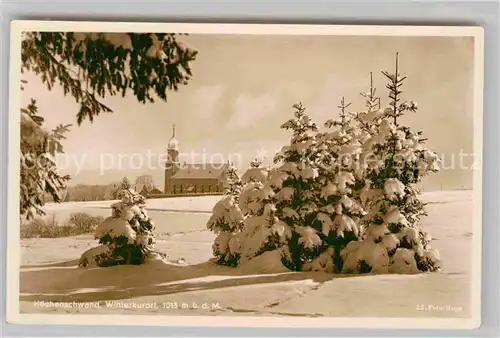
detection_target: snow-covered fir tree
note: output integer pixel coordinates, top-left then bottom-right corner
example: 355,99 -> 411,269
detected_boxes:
350,72 -> 384,217
341,54 -> 441,274
269,102 -> 329,271
207,164 -> 245,266
236,177 -> 286,266
79,187 -> 162,267
234,157 -> 299,267
303,97 -> 366,273
213,103 -> 323,270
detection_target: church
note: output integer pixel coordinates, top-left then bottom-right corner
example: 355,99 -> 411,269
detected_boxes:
164,125 -> 229,195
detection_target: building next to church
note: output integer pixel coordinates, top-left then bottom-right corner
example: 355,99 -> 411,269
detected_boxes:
164,125 -> 229,195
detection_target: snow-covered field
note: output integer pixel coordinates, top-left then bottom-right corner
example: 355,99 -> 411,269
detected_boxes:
19,190 -> 475,318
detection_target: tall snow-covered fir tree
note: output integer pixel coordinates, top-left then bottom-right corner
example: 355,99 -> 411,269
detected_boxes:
350,73 -> 384,222
217,103 -> 324,270
341,54 -> 441,274
270,102 -> 328,271
304,97 -> 366,273
207,164 -> 245,266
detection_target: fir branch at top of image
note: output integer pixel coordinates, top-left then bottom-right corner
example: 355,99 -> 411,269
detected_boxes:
19,31 -> 198,220
21,32 -> 198,125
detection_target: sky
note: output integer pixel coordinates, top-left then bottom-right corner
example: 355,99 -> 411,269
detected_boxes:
21,33 -> 476,190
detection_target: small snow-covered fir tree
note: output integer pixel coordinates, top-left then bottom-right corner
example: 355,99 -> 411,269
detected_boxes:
341,54 -> 441,274
207,164 -> 245,266
79,187 -> 162,267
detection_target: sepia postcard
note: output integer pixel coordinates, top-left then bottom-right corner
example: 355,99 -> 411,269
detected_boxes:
6,21 -> 483,329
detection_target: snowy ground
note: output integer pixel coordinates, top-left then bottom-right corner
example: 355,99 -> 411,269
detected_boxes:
19,191 -> 474,318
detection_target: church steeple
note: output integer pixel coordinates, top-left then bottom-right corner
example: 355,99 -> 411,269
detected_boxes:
165,124 -> 180,194
167,124 -> 179,152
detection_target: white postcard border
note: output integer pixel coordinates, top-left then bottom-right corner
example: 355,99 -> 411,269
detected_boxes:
6,21 -> 484,330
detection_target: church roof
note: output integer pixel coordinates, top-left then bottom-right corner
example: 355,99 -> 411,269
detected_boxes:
171,163 -> 229,180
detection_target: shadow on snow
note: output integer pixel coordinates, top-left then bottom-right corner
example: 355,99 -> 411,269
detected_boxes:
19,259 -> 351,303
